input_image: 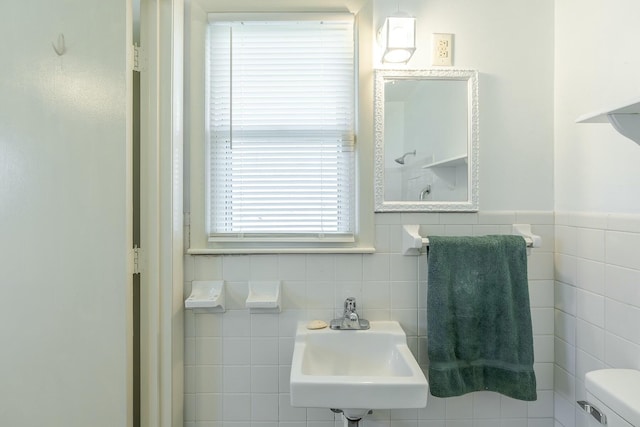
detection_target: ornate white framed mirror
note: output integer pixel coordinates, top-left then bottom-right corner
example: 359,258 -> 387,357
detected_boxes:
374,68 -> 479,212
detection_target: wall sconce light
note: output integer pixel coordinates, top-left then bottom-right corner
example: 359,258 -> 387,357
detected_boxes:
378,15 -> 416,64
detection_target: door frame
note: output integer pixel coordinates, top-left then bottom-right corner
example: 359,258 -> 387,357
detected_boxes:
139,0 -> 185,426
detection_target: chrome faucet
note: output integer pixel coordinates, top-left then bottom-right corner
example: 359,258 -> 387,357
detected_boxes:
330,297 -> 370,330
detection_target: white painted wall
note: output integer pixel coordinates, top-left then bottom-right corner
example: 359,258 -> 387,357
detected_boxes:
555,0 -> 640,214
375,0 -> 555,211
0,1 -> 132,425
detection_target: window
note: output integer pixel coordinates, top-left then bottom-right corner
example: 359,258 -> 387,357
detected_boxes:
207,13 -> 355,244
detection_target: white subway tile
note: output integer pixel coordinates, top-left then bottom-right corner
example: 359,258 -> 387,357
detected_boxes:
305,254 -> 335,281
362,253 -> 391,281
607,213 -> 640,233
554,309 -> 576,345
604,332 -> 640,370
251,366 -> 278,393
222,255 -> 252,281
185,337 -> 196,365
335,254 -> 363,281
553,364 -> 575,401
278,310 -> 305,337
500,395 -> 528,418
576,259 -> 605,296
195,312 -> 223,337
223,394 -> 251,421
194,255 -> 223,280
528,390 -> 553,418
184,366 -> 195,394
278,255 -> 307,281
390,408 -> 418,420
250,255 -> 279,280
444,394 -> 473,419
278,393 -> 307,421
418,395 -> 446,419
575,349 -> 605,383
390,254 -> 419,282
281,280 -> 306,310
530,224 -> 555,253
532,308 -> 555,335
196,337 -> 223,365
575,227 -> 605,262
606,231 -> 640,270
554,254 -> 576,285
605,298 -> 640,344
555,225 -> 577,256
442,225 -> 474,236
529,280 -> 554,308
533,335 -> 554,363
374,224 -> 391,253
554,337 -> 575,374
606,265 -> 640,306
555,282 -> 576,318
196,393 -> 224,421
439,212 -> 478,225
569,212 -> 606,230
471,225 -> 501,236
223,310 -> 251,337
391,281 -> 419,309
305,281 -> 334,310
375,212 -> 403,225
251,313 -> 279,337
515,211 -> 554,225
576,290 -> 604,327
225,281 -> 249,310
477,211 -> 517,225
472,392 -> 501,419
251,337 -> 278,365
576,319 -> 604,360
278,365 -> 291,393
222,338 -> 251,365
362,281 -> 391,310
223,366 -> 250,393
533,362 -> 554,390
391,308 -> 418,336
553,393 -> 575,427
527,252 -> 554,280
389,224 -> 405,253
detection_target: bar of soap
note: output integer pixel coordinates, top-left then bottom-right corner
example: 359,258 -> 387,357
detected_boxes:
306,320 -> 328,330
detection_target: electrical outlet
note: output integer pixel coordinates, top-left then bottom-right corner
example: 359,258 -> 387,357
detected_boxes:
432,33 -> 453,66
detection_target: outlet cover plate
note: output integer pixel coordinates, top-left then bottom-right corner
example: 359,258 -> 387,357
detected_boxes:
432,33 -> 453,66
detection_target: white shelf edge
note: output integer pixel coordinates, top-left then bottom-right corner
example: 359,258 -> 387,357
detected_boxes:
576,97 -> 640,123
576,97 -> 640,145
421,154 -> 467,169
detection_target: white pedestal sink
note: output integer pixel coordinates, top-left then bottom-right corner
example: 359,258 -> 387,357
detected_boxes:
290,320 -> 428,420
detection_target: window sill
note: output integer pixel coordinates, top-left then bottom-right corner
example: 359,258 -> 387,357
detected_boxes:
187,246 -> 376,255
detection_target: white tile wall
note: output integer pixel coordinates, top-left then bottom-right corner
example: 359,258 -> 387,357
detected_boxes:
184,211 -> 555,427
554,212 -> 640,427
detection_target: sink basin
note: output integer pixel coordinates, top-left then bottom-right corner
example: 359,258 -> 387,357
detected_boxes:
290,320 -> 428,419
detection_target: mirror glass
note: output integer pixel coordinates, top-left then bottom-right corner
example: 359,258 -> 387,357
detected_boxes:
374,69 -> 479,212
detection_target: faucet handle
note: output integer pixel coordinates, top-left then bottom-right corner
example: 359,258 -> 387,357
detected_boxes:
344,297 -> 357,313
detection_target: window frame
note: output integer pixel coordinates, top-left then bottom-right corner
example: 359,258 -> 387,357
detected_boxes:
187,3 -> 374,254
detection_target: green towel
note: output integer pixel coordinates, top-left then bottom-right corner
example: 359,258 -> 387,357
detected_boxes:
427,235 -> 537,401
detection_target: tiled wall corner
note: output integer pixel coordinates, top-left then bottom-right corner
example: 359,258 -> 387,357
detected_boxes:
553,212 -> 640,427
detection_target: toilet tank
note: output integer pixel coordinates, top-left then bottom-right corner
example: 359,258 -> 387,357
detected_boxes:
583,369 -> 640,427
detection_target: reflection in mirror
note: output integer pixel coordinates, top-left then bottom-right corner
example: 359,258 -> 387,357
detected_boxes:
374,69 -> 478,212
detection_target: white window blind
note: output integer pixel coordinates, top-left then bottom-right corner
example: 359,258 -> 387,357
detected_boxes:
207,14 -> 355,242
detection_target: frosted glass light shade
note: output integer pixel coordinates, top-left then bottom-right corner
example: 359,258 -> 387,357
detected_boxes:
379,16 -> 416,63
